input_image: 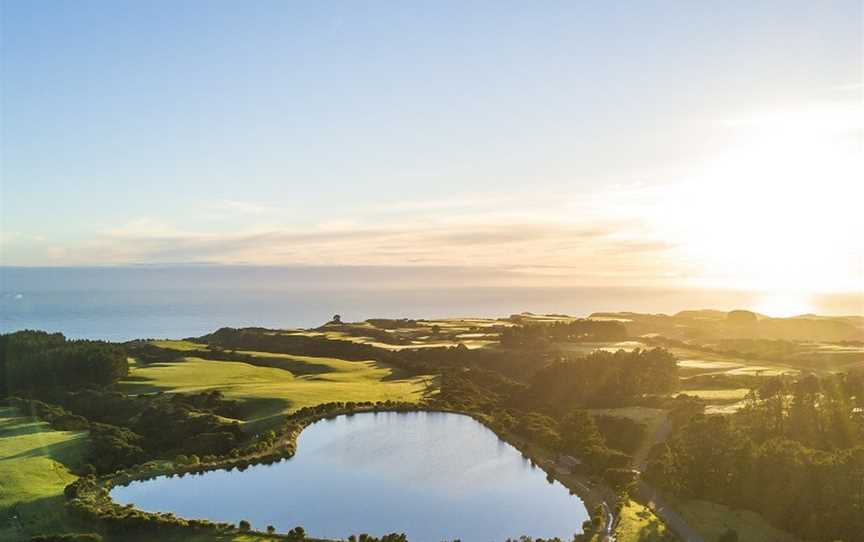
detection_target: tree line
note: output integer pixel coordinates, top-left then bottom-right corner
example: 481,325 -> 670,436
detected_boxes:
517,348 -> 678,412
500,319 -> 628,348
1,330 -> 127,397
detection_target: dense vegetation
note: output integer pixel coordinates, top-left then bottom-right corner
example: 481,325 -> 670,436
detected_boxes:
520,348 -> 678,412
17,389 -> 245,474
0,331 -> 127,397
647,372 -> 864,541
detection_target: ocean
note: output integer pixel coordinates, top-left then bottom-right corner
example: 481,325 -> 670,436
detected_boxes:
1,266 -> 860,342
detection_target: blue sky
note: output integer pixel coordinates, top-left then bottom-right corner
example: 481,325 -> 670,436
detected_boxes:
2,1 -> 862,300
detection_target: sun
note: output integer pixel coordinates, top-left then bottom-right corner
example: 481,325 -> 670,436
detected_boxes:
643,103 -> 863,297
754,292 -> 814,318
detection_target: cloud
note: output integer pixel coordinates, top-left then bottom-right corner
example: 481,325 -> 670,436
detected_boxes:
9,98 -> 859,294
12,214 -> 680,287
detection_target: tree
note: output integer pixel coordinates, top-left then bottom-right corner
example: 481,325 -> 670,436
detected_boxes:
238,520 -> 251,532
560,410 -> 603,454
267,525 -> 276,534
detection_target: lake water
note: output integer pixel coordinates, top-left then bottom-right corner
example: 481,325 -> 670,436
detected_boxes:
110,411 -> 589,541
4,265 -> 848,341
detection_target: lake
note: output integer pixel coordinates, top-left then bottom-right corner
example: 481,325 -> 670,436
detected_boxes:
110,411 -> 589,541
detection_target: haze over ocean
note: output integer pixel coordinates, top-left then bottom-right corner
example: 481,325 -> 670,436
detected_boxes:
1,266 -> 859,342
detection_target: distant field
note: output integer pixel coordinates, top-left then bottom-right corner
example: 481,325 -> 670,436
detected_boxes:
705,402 -> 749,415
673,350 -> 798,378
678,388 -> 751,401
676,389 -> 751,415
122,342 -> 435,429
283,325 -> 496,350
677,499 -> 801,542
561,340 -> 647,356
677,359 -> 742,370
673,348 -> 799,415
150,339 -> 205,351
0,406 -> 89,541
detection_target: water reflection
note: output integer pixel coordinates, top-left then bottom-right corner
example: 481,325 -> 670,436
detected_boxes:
111,412 -> 587,541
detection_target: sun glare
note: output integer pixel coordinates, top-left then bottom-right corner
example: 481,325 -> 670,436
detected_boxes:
754,292 -> 814,317
646,104 -> 863,295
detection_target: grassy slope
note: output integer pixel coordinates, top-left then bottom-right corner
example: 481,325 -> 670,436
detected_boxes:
120,342 -> 434,429
676,500 -> 801,542
615,500 -> 674,542
0,406 -> 90,541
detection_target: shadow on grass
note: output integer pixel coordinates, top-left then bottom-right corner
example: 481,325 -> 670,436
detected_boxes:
367,360 -> 428,383
3,432 -> 88,466
0,418 -> 54,438
633,508 -> 676,542
9,493 -> 94,542
232,397 -> 293,423
236,356 -> 332,375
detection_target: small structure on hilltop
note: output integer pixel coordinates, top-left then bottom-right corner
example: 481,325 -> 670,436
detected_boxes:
331,314 -> 342,324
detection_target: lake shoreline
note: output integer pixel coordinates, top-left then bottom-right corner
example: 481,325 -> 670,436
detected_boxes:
67,403 -> 608,541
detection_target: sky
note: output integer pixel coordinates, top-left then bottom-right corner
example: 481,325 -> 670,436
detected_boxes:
1,1 -> 862,309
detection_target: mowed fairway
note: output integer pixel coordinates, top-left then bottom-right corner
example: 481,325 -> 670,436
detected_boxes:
120,343 -> 435,428
0,406 -> 89,541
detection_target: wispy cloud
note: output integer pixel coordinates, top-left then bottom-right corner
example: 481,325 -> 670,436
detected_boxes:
11,213 -> 678,287
5,102 -> 860,294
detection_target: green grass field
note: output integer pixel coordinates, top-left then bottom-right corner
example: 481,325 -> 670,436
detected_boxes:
615,500 -> 674,542
677,500 -> 801,542
121,342 -> 435,429
0,406 -> 90,541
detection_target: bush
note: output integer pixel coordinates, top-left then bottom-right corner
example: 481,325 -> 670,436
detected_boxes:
287,526 -> 306,541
